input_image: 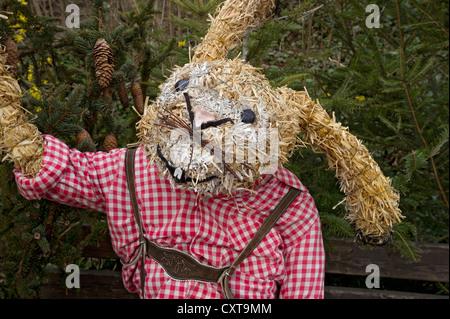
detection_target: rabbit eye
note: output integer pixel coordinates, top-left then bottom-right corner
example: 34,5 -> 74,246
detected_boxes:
241,109 -> 256,124
175,79 -> 189,92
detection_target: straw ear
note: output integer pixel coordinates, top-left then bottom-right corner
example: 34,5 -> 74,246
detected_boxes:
193,0 -> 276,63
275,86 -> 403,245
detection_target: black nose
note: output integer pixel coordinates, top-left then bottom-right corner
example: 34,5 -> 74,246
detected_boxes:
241,109 -> 256,124
175,79 -> 189,92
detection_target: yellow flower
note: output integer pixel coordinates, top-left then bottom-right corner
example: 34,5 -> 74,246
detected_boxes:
30,84 -> 41,100
12,34 -> 24,43
19,0 -> 28,5
19,28 -> 26,34
47,57 -> 52,64
356,95 -> 366,102
18,13 -> 27,22
178,40 -> 186,48
36,107 -> 42,113
27,65 -> 34,82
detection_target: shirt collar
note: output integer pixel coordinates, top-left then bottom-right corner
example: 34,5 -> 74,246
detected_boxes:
272,166 -> 307,192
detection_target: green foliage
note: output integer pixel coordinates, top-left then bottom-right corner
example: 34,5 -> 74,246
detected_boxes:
167,0 -> 224,42
0,160 -> 107,298
26,85 -> 86,139
164,0 -> 224,67
1,0 -> 448,298
0,0 -> 174,298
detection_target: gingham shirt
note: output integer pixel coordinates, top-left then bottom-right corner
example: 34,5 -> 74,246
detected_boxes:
14,135 -> 325,299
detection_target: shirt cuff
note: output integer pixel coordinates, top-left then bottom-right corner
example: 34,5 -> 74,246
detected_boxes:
14,135 -> 69,200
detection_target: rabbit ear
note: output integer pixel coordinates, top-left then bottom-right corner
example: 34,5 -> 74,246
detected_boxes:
193,0 -> 276,63
275,86 -> 403,245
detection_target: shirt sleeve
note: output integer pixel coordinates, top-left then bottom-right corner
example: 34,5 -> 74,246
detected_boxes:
277,188 -> 325,299
278,216 -> 325,299
14,135 -> 123,213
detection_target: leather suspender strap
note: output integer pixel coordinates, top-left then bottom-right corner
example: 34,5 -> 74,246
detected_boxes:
124,147 -> 301,299
219,186 -> 301,299
124,147 -> 147,298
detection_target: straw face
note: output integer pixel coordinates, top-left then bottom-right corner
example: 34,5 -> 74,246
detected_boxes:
0,43 -> 44,178
137,58 -> 292,195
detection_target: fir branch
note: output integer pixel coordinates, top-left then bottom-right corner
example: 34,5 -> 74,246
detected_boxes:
171,0 -> 203,16
393,2 -> 449,207
426,129 -> 449,160
402,80 -> 448,207
410,0 -> 449,36
391,222 -> 420,262
321,213 -> 354,238
203,0 -> 225,13
49,87 -> 83,131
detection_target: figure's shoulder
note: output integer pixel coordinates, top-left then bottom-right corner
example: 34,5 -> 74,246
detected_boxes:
273,166 -> 308,193
271,167 -> 320,231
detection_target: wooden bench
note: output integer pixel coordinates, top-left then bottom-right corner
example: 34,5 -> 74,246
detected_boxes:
40,234 -> 449,299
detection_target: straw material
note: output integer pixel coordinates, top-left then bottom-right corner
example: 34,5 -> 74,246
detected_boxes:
0,0 -> 403,244
193,0 -> 276,63
0,42 -> 44,178
276,87 -> 404,244
137,0 -> 403,243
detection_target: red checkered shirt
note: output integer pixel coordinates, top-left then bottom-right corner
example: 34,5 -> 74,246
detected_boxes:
14,135 -> 325,299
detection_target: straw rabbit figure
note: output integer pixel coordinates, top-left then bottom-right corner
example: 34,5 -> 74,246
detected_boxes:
1,0 -> 403,299
139,0 -> 403,245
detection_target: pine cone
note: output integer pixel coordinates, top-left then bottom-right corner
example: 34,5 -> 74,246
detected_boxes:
76,128 -> 93,145
93,38 -> 115,88
131,83 -> 144,114
102,134 -> 117,152
118,83 -> 129,108
3,37 -> 19,78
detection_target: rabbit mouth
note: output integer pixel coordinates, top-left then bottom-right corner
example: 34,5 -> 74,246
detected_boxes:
157,144 -> 218,184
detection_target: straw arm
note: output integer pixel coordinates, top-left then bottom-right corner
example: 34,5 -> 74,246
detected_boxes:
1,46 -> 44,178
276,87 -> 404,245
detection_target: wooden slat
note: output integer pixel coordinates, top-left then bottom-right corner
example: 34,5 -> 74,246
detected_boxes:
40,268 -> 139,299
324,286 -> 449,299
40,268 -> 448,299
41,234 -> 447,299
82,235 -> 118,259
325,239 -> 449,283
83,234 -> 449,283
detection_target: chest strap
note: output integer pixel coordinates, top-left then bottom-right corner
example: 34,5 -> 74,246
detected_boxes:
123,147 -> 301,299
